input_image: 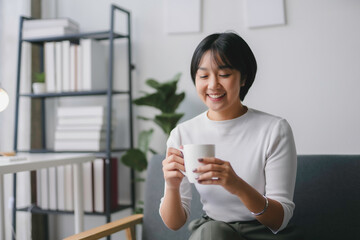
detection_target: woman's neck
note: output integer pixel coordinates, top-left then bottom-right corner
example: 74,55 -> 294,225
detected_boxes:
207,104 -> 248,121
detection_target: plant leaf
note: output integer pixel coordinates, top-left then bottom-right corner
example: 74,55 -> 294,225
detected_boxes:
137,116 -> 152,121
153,113 -> 184,136
121,149 -> 148,172
165,92 -> 185,113
171,72 -> 182,82
134,73 -> 184,113
134,207 -> 144,214
145,79 -> 161,89
149,148 -> 158,155
135,177 -> 146,182
133,91 -> 185,113
133,93 -> 166,112
138,129 -> 154,154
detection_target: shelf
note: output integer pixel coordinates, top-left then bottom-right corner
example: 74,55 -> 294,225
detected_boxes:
22,30 -> 129,44
17,204 -> 133,216
12,5 -> 135,239
17,149 -> 131,158
20,90 -> 130,98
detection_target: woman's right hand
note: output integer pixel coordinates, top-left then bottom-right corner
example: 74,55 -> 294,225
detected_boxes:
162,147 -> 185,190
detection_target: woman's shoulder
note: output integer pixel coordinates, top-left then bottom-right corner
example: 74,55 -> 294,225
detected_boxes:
248,108 -> 284,122
247,108 -> 292,130
167,111 -> 207,147
176,111 -> 207,129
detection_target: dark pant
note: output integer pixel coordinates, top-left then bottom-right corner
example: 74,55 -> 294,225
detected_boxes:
188,215 -> 304,240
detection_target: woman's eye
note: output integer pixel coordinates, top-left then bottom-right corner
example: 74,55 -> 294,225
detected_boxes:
199,75 -> 208,79
219,74 -> 231,78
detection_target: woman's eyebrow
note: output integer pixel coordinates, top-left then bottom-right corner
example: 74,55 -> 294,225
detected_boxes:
197,67 -> 208,71
198,65 -> 231,71
218,65 -> 232,70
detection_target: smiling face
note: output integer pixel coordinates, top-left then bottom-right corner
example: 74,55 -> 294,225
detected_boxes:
195,50 -> 246,121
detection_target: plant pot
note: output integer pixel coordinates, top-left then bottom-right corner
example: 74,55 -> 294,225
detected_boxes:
32,82 -> 46,94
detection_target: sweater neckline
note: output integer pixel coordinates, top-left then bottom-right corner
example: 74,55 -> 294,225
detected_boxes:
204,107 -> 252,124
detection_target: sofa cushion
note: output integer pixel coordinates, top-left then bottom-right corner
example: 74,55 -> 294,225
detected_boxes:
143,154 -> 360,240
291,155 -> 360,240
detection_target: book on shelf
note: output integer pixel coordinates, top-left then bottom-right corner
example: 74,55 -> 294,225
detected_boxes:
55,162 -> 94,212
64,164 -> 74,211
57,115 -> 111,126
43,40 -> 84,93
56,124 -> 109,131
57,165 -> 66,211
117,161 -> 132,206
76,45 -> 83,91
23,18 -> 79,39
44,42 -> 56,92
36,170 -> 42,208
81,38 -> 108,91
93,158 -> 118,213
57,106 -> 106,117
55,130 -> 107,140
23,18 -> 79,30
83,161 -> 94,212
48,167 -> 58,210
54,105 -> 115,151
55,42 -> 63,92
54,139 -> 108,151
40,168 -> 49,209
40,38 -> 108,93
70,44 -> 80,91
23,26 -> 79,39
62,40 -> 71,92
15,172 -> 32,208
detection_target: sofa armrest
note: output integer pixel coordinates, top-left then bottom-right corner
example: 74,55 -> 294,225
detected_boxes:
64,214 -> 143,240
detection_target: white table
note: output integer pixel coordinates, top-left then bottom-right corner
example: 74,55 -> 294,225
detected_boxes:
0,153 -> 95,239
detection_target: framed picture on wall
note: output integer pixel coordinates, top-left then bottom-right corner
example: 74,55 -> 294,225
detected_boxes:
244,0 -> 286,28
164,0 -> 202,34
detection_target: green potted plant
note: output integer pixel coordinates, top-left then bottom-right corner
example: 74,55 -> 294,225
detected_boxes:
32,72 -> 46,93
121,72 -> 185,213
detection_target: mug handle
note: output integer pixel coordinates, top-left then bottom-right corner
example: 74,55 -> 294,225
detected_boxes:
178,148 -> 186,176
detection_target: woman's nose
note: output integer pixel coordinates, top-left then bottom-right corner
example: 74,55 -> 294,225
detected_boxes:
208,76 -> 220,89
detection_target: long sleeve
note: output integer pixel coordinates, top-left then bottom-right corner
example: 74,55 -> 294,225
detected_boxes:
265,119 -> 297,232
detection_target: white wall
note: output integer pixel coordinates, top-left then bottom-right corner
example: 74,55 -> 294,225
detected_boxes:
1,0 -> 360,239
53,0 -> 360,155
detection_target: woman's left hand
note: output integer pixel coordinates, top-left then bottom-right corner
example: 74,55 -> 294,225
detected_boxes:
195,157 -> 242,195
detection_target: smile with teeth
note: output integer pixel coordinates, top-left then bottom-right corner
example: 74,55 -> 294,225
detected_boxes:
207,93 -> 226,99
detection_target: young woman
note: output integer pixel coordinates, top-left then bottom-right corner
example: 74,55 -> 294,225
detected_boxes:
160,32 -> 301,240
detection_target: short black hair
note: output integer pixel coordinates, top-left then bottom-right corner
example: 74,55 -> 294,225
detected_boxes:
190,32 -> 257,101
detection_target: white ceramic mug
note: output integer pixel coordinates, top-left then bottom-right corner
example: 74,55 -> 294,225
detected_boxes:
181,144 -> 215,183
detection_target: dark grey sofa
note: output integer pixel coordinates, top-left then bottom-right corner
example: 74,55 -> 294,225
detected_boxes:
143,155 -> 360,240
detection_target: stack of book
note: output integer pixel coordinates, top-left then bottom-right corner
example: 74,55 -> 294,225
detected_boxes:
93,158 -> 119,212
44,38 -> 108,93
36,158 -> 119,213
54,106 -> 113,151
23,18 -> 79,39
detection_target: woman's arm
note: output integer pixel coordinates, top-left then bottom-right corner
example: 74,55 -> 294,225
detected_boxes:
159,147 -> 187,230
230,174 -> 284,231
160,188 -> 188,230
195,157 -> 284,231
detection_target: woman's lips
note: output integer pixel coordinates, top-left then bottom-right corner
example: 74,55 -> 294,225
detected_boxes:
207,93 -> 226,100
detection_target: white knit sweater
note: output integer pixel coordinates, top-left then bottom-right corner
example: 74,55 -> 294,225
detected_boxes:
161,108 -> 297,233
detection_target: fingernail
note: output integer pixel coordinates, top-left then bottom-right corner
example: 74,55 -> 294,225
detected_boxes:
195,176 -> 199,180
198,158 -> 203,162
192,168 -> 197,172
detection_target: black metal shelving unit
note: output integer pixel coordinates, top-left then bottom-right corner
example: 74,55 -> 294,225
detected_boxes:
12,4 -> 134,240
